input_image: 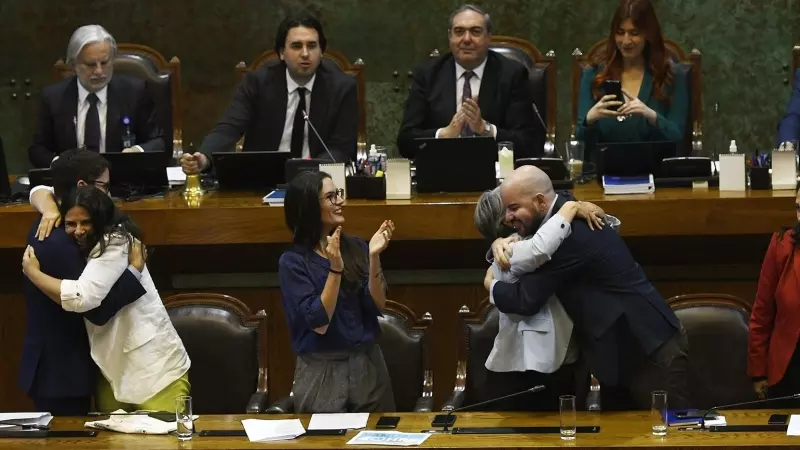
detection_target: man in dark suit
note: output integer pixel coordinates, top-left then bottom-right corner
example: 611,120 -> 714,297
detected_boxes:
20,149 -> 146,415
485,166 -> 690,410
776,69 -> 800,149
28,25 -> 164,169
396,4 -> 541,159
181,14 -> 358,174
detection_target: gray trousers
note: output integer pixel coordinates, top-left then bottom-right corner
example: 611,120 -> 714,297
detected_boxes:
292,342 -> 396,413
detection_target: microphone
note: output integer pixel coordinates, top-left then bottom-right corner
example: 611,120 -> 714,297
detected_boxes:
301,109 -> 338,163
700,393 -> 800,429
438,385 -> 545,432
531,103 -> 562,160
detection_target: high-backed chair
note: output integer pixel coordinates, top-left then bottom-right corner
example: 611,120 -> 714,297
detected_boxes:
54,44 -> 182,154
234,50 -> 366,148
667,293 -> 757,408
489,36 -> 557,147
792,45 -> 800,88
571,40 -> 702,154
267,300 -> 434,413
163,293 -> 269,414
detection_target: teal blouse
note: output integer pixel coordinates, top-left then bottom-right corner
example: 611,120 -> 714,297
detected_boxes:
575,64 -> 689,162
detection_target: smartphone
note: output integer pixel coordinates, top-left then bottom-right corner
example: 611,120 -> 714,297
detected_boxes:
376,416 -> 401,429
768,413 -> 789,425
602,80 -> 624,110
431,414 -> 456,428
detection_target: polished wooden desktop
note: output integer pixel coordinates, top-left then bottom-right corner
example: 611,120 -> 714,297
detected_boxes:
0,184 -> 795,248
3,410 -> 797,449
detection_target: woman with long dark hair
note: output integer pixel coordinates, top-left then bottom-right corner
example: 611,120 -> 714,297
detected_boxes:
749,183 -> 800,406
22,185 -> 190,411
576,0 -> 689,162
279,171 -> 396,413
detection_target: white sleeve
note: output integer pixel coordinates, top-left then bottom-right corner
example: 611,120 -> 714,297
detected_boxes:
29,184 -> 54,203
508,215 -> 571,278
60,236 -> 133,313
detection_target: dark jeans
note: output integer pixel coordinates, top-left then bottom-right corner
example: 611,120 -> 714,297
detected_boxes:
483,360 -> 590,412
603,327 -> 691,410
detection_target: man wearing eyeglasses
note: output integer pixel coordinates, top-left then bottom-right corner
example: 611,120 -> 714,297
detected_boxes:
28,25 -> 164,168
20,149 -> 146,415
396,4 -> 541,159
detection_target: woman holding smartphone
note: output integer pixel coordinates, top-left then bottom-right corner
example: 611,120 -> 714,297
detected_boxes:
575,0 -> 689,163
278,171 -> 395,413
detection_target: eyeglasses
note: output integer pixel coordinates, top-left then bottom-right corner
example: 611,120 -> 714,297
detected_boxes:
90,180 -> 110,193
320,188 -> 345,205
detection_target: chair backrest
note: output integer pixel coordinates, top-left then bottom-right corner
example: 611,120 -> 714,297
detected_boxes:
667,293 -> 757,409
54,44 -> 182,153
377,301 -> 433,412
489,36 -> 557,142
792,45 -> 800,89
163,293 -> 268,414
235,50 -> 366,146
571,39 -> 702,151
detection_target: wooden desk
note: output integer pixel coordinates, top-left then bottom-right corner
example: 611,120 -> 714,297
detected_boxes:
3,410 -> 797,449
0,185 -> 795,248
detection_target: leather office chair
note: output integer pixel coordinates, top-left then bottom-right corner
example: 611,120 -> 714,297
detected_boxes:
234,50 -> 366,149
489,36 -> 557,151
792,45 -> 800,89
571,39 -> 702,155
667,293 -> 757,409
267,300 -> 434,413
54,44 -> 182,155
163,293 -> 270,414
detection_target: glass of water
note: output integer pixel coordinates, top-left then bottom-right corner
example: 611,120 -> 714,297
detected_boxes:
175,395 -> 193,441
559,394 -> 577,440
651,390 -> 668,436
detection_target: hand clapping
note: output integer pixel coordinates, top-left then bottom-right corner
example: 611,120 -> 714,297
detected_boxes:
369,220 -> 395,256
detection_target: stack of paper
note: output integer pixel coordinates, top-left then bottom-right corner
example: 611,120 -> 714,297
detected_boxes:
309,413 -> 369,430
262,189 -> 286,206
602,174 -> 655,195
347,430 -> 431,446
0,412 -> 52,430
241,419 -> 306,442
166,166 -> 187,186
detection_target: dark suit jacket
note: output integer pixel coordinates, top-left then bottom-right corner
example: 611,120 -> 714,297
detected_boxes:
28,74 -> 165,168
776,69 -> 800,147
19,220 -> 146,399
199,60 -> 358,165
492,195 -> 680,385
748,231 -> 800,385
396,50 -> 542,159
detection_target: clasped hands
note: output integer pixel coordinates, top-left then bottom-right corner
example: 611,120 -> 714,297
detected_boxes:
440,97 -> 486,138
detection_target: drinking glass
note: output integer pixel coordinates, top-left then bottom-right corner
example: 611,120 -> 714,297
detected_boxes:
175,395 -> 193,441
651,390 -> 668,436
559,394 -> 577,440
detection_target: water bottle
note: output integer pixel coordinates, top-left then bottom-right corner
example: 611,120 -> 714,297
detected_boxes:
586,375 -> 601,411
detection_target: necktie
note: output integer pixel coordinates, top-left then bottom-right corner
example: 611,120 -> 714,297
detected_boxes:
291,87 -> 307,158
461,71 -> 474,137
85,93 -> 101,152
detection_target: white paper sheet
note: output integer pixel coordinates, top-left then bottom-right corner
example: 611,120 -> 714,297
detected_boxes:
241,418 -> 306,442
309,413 -> 369,430
0,412 -> 52,427
347,430 -> 431,446
787,415 -> 800,436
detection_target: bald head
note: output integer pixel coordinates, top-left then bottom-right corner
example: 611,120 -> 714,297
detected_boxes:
499,166 -> 555,237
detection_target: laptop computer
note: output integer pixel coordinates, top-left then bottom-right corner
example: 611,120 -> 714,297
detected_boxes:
103,151 -> 170,198
212,151 -> 292,191
596,141 -> 677,177
414,137 -> 497,193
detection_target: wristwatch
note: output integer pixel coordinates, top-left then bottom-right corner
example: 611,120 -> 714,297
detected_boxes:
481,120 -> 493,136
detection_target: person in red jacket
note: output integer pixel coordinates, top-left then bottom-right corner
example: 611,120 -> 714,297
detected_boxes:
749,183 -> 800,403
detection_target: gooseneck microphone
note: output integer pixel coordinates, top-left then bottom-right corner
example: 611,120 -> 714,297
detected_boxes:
439,385 -> 546,432
700,393 -> 800,429
301,109 -> 338,163
531,103 -> 563,160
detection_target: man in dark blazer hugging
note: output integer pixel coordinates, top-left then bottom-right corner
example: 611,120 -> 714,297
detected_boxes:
396,4 -> 542,159
29,25 -> 164,168
181,14 -> 358,174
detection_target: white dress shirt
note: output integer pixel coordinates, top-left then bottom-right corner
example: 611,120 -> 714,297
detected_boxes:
59,234 -> 190,404
435,57 -> 497,138
277,71 -> 315,158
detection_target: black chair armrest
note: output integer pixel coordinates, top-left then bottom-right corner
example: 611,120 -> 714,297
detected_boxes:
441,390 -> 465,411
413,396 -> 434,413
246,392 -> 269,414
265,395 -> 294,414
